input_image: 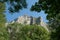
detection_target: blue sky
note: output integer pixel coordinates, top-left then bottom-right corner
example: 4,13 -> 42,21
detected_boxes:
5,0 -> 48,22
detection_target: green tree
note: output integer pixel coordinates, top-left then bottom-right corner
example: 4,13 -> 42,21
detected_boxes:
0,27 -> 9,40
31,0 -> 60,29
0,2 -> 6,27
0,0 -> 27,12
7,23 -> 50,40
31,0 -> 60,40
0,0 -> 27,27
0,2 -> 9,40
50,26 -> 60,40
31,0 -> 60,15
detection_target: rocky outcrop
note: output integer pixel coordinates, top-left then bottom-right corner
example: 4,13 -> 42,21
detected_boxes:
15,15 -> 47,26
11,14 -> 49,32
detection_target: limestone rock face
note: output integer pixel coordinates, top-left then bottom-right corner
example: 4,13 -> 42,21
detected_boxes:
40,17 -> 49,31
7,14 -> 49,31
16,14 -> 47,27
16,15 -> 31,25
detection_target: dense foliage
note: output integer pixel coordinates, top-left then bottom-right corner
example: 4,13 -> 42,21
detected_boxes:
0,2 -> 6,27
0,23 -> 50,40
0,27 -> 9,40
50,26 -> 60,40
31,0 -> 60,29
0,0 -> 27,12
31,0 -> 60,20
31,0 -> 60,40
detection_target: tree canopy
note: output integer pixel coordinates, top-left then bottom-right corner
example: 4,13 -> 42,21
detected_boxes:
0,2 -> 6,27
31,0 -> 60,40
31,0 -> 60,29
31,0 -> 60,19
6,23 -> 50,40
0,0 -> 27,13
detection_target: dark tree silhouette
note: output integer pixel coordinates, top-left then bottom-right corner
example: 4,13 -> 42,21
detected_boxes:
31,0 -> 60,29
0,0 -> 27,12
31,0 -> 60,20
31,0 -> 60,40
